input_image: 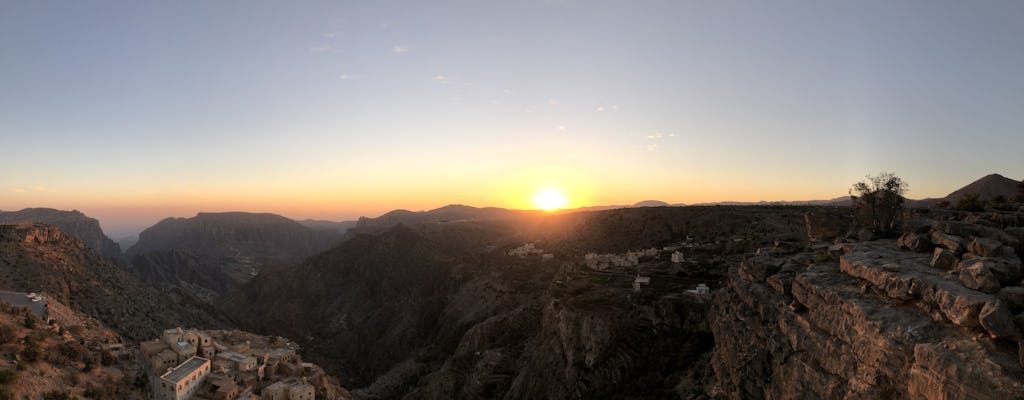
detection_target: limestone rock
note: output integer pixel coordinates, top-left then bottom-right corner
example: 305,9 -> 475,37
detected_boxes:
930,231 -> 964,254
738,255 -> 783,283
959,262 -> 1001,293
997,287 -> 1024,312
969,237 -> 1005,258
930,248 -> 957,270
898,232 -> 932,252
980,301 -> 1019,340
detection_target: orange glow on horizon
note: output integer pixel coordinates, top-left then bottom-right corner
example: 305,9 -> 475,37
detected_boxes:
533,188 -> 568,211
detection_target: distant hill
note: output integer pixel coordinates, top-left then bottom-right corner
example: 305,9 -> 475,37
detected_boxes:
298,218 -> 358,234
0,208 -> 125,265
943,173 -> 1021,202
126,212 -> 342,298
632,200 -> 671,207
690,197 -> 852,207
352,204 -> 537,233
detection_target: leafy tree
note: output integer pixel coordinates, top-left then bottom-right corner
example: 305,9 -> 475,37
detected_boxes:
1016,180 -> 1024,202
849,172 -> 908,236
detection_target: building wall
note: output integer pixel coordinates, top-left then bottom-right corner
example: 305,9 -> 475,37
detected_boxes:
155,358 -> 211,400
289,384 -> 315,400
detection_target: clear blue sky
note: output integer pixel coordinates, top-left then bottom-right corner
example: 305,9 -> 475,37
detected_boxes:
1,1 -> 1022,235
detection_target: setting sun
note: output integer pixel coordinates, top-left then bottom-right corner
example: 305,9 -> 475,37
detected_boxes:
533,188 -> 568,210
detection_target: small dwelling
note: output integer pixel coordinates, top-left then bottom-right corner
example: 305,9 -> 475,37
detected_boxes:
671,251 -> 685,263
687,283 -> 710,295
633,275 -> 651,292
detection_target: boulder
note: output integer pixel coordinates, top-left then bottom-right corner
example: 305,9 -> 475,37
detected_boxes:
930,248 -> 958,270
980,301 -> 1019,340
858,228 -> 875,242
930,232 -> 964,254
966,257 -> 1024,285
998,287 -> 1024,312
905,218 -> 936,234
738,255 -> 784,283
969,237 -> 1005,258
898,232 -> 932,252
959,262 -> 1001,293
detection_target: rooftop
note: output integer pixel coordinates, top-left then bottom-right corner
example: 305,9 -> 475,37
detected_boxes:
162,356 -> 209,384
216,351 -> 253,362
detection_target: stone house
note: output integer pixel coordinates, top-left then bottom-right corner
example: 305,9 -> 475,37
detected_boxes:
156,356 -> 210,400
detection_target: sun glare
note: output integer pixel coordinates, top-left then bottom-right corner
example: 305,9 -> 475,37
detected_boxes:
533,188 -> 568,211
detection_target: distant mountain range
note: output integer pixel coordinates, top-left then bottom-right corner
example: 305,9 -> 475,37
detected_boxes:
125,212 -> 343,299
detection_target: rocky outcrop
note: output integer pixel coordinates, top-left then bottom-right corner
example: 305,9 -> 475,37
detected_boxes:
804,209 -> 852,242
126,212 -> 341,297
0,208 -> 124,265
0,224 -> 230,340
711,214 -> 1024,399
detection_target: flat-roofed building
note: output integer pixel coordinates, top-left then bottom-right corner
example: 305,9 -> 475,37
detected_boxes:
262,381 -> 289,400
217,351 -> 258,372
150,349 -> 179,372
288,382 -> 314,400
156,356 -> 210,400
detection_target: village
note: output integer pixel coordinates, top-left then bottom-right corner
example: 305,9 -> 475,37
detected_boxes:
508,236 -> 726,296
141,327 -> 350,400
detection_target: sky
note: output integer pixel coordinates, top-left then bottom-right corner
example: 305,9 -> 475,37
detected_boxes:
1,1 -> 1023,236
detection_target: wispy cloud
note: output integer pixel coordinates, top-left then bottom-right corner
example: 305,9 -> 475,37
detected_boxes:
309,44 -> 334,53
547,98 -> 559,106
557,125 -> 567,132
596,104 -> 619,112
391,45 -> 410,54
432,75 -> 451,85
338,73 -> 357,80
503,88 -> 515,95
643,131 -> 675,151
645,132 -> 675,140
12,186 -> 53,193
322,31 -> 343,39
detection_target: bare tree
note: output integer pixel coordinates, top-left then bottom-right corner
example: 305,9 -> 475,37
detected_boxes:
849,172 -> 908,236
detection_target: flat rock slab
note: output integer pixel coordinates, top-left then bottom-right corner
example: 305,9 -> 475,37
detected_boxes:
840,241 -> 995,329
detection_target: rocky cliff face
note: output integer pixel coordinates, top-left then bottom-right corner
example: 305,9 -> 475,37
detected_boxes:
0,208 -> 125,266
126,212 -> 341,298
0,224 -> 230,340
711,210 -> 1024,399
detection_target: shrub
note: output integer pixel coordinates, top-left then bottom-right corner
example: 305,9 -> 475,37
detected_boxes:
954,194 -> 984,212
849,172 -> 908,236
0,369 -> 15,384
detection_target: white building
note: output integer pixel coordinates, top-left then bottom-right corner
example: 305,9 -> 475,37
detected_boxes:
687,283 -> 710,295
633,275 -> 651,292
156,356 -> 210,400
671,251 -> 685,263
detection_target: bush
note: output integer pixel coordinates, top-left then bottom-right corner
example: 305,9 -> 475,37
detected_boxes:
0,369 -> 15,384
0,324 -> 16,345
41,391 -> 71,400
20,338 -> 40,362
954,194 -> 984,212
849,172 -> 908,236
